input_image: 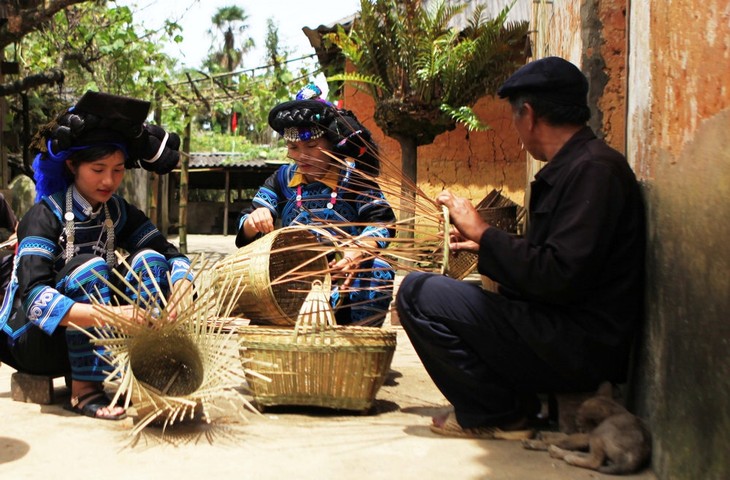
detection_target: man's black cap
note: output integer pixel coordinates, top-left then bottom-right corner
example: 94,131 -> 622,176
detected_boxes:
497,56 -> 588,106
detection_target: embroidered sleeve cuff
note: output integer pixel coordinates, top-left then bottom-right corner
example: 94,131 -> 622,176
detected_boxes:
170,257 -> 194,284
22,285 -> 75,336
238,214 -> 249,232
362,226 -> 390,249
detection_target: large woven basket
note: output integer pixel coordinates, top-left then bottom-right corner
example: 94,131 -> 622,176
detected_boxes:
213,228 -> 329,325
444,190 -> 520,280
239,281 -> 397,412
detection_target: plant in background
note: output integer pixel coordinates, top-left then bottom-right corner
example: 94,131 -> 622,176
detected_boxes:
325,0 -> 527,226
8,2 -> 180,176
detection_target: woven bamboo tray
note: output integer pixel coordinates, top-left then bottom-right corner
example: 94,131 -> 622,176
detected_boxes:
238,280 -> 397,413
213,228 -> 329,325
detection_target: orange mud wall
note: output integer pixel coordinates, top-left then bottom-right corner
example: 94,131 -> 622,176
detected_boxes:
627,1 -> 730,479
539,1 -> 730,478
338,2 -> 730,477
341,87 -> 526,210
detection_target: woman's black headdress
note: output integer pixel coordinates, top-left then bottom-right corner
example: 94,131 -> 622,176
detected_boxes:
32,91 -> 181,201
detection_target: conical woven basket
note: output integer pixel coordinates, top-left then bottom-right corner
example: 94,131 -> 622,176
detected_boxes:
213,228 -> 329,325
238,280 -> 397,413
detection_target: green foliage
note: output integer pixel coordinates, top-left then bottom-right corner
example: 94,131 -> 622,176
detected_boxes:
7,1 -> 181,174
206,5 -> 254,72
5,0 -> 320,174
191,131 -> 287,161
325,0 -> 527,145
17,4 -> 178,97
440,104 -> 491,132
327,71 -> 388,93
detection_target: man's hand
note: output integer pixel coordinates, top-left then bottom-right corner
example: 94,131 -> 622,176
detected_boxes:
447,225 -> 481,253
436,190 -> 489,245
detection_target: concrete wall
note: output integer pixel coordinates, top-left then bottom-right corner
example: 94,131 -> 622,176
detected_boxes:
531,1 -> 730,478
627,1 -> 730,479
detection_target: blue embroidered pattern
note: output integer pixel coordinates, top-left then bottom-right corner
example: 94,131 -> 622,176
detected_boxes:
23,285 -> 74,336
129,221 -> 162,249
17,235 -> 58,260
252,186 -> 279,216
170,258 -> 193,284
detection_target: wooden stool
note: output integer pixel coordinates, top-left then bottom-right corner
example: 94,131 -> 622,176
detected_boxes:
10,372 -> 67,405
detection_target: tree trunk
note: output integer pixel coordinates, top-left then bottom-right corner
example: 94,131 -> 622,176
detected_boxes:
396,134 -> 418,241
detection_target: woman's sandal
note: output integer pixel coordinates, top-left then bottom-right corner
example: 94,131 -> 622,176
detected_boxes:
430,412 -> 534,440
64,390 -> 127,421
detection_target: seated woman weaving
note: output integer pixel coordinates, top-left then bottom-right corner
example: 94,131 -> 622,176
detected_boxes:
0,91 -> 193,421
235,85 -> 396,327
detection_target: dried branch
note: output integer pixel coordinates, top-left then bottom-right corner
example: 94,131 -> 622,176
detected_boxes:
0,69 -> 64,97
0,0 -> 91,49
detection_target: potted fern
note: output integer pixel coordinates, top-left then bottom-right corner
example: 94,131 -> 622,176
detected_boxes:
326,0 -> 527,228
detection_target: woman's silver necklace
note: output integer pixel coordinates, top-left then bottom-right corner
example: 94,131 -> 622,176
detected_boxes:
64,187 -> 116,266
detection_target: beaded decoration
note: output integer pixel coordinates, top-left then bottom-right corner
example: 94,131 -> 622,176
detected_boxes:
283,126 -> 325,143
64,187 -> 116,267
296,184 -> 338,209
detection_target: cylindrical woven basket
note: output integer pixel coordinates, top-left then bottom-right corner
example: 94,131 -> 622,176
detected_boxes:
238,279 -> 397,412
213,228 -> 329,325
445,204 -> 518,280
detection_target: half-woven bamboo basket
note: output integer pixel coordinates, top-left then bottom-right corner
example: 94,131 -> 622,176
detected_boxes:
238,280 -> 397,413
212,228 -> 329,326
444,190 -> 520,280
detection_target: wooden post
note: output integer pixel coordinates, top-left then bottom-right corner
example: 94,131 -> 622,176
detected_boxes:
149,173 -> 158,224
161,168 -> 169,235
223,169 -> 230,236
178,117 -> 191,254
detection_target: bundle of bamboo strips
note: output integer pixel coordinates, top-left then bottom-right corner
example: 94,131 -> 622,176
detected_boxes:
214,108 -> 523,326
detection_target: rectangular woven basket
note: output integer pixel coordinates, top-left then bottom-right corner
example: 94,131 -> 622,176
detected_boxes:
238,278 -> 396,413
239,325 -> 397,412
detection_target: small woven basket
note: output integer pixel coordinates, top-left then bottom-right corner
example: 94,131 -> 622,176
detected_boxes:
443,190 -> 520,280
239,280 -> 397,413
213,228 -> 329,325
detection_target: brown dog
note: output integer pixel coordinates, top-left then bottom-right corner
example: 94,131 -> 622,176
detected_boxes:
522,383 -> 651,475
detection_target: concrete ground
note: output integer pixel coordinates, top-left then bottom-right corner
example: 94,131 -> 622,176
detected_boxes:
0,235 -> 657,480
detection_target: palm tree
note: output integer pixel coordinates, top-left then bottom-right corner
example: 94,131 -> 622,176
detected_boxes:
209,6 -> 255,72
326,0 -> 527,227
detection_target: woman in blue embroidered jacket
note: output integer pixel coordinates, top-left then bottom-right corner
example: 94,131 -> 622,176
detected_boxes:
0,91 -> 192,421
236,85 -> 396,326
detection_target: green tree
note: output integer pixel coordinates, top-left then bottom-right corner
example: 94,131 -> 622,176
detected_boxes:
206,5 -> 254,73
5,1 -> 180,176
202,6 -> 255,135
326,0 -> 527,223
